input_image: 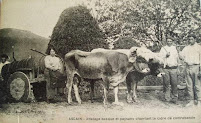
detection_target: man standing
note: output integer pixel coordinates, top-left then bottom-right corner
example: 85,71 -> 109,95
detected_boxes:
0,54 -> 10,81
159,37 -> 179,104
180,34 -> 201,107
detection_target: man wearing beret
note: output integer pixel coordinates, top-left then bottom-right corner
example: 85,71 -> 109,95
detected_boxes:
180,34 -> 201,107
159,36 -> 179,104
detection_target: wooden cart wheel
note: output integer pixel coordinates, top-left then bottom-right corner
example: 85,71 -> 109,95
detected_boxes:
8,72 -> 31,102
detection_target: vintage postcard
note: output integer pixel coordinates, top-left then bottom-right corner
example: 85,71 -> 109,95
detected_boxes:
0,0 -> 201,123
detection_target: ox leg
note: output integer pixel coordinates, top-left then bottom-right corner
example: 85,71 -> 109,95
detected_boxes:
103,87 -> 108,107
126,74 -> 133,103
101,78 -> 109,107
90,80 -> 95,103
66,75 -> 73,104
112,85 -> 124,106
73,76 -> 81,104
132,82 -> 138,102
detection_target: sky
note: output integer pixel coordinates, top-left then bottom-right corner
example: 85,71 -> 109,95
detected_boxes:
0,0 -> 83,38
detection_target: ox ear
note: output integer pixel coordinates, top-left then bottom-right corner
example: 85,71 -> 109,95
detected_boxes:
128,47 -> 138,63
130,47 -> 138,55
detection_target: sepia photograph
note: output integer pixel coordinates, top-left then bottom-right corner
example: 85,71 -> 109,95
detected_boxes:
0,0 -> 201,122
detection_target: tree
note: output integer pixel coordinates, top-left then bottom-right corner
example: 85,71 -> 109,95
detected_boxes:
47,6 -> 108,57
84,0 -> 201,50
129,0 -> 201,46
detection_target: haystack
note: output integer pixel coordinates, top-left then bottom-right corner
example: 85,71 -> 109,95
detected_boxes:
47,6 -> 107,57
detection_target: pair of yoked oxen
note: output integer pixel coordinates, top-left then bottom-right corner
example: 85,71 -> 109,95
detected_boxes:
63,47 -> 164,107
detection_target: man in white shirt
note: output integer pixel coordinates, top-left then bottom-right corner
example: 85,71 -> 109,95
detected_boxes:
44,47 -> 63,103
180,34 -> 201,107
0,54 -> 10,81
159,37 -> 179,104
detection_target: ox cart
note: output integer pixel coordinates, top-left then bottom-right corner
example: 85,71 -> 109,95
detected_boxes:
1,54 -> 66,102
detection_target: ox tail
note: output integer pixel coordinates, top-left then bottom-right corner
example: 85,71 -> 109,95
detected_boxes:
64,50 -> 82,75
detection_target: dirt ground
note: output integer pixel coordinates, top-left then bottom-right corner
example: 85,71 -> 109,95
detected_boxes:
0,89 -> 201,123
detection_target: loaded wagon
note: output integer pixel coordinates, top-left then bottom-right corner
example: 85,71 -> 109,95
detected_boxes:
1,51 -> 66,102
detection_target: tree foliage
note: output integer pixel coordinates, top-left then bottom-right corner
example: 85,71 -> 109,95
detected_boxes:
47,1 -> 201,55
84,0 -> 201,50
47,6 -> 107,57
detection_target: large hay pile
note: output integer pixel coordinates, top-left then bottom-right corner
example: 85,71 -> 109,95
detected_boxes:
47,6 -> 108,57
0,28 -> 49,61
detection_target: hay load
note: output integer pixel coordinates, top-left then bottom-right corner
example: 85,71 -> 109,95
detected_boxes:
0,28 -> 49,61
47,6 -> 108,57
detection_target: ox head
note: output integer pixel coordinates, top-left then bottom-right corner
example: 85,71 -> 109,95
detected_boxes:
128,47 -> 150,74
129,47 -> 163,75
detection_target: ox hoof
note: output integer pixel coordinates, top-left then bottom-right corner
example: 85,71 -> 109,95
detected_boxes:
133,99 -> 139,103
127,99 -> 134,103
103,102 -> 109,107
68,99 -> 73,104
127,94 -> 133,103
126,97 -> 134,103
103,104 -> 108,108
112,102 -> 124,106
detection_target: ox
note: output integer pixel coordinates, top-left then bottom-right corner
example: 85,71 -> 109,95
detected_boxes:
91,47 -> 164,103
64,48 -> 151,106
125,47 -> 164,103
